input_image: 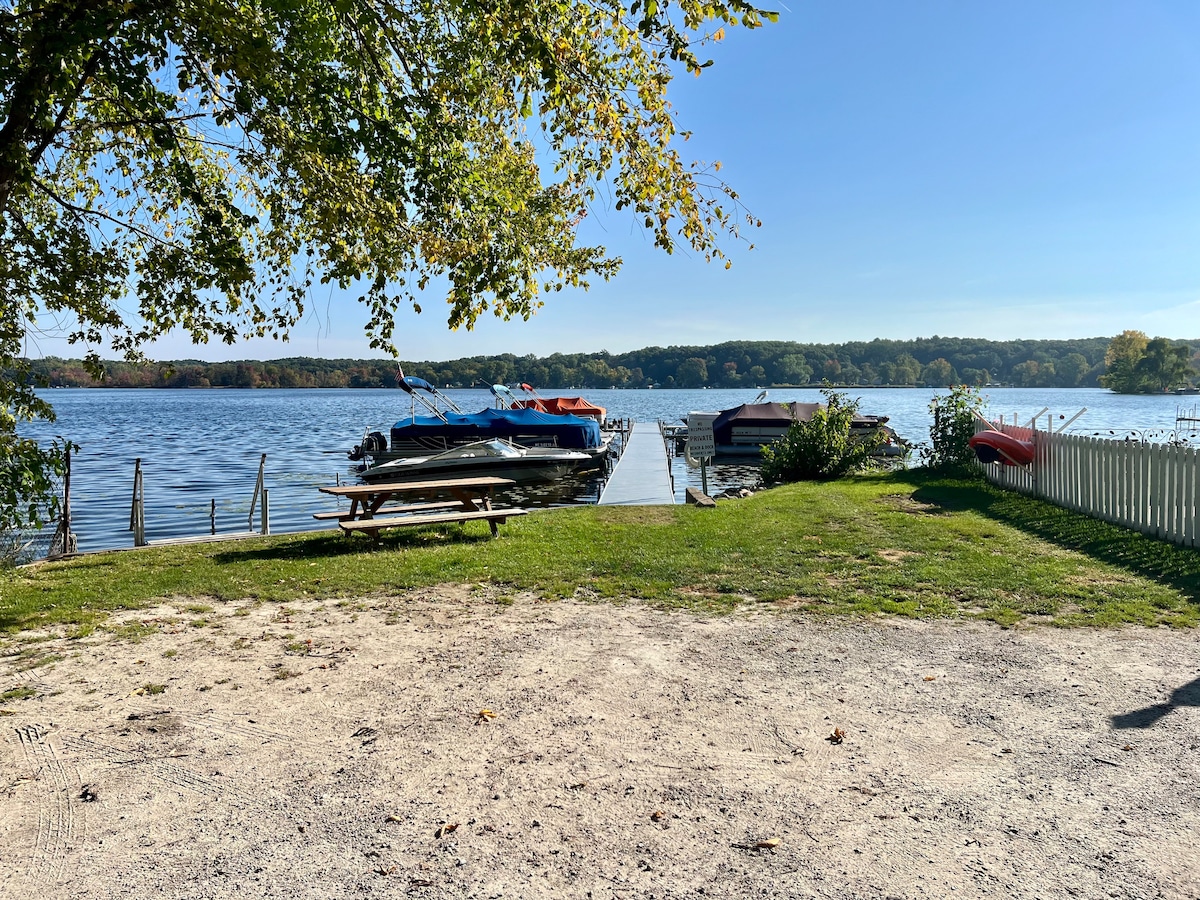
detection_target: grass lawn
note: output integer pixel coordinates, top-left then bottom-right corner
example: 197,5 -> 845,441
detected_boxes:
3,470 -> 1199,637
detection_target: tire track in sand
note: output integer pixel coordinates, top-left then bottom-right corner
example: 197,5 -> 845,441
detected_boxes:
59,733 -> 244,802
123,703 -> 323,751
15,724 -> 79,886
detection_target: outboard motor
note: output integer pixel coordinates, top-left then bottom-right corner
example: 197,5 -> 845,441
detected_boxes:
348,431 -> 387,461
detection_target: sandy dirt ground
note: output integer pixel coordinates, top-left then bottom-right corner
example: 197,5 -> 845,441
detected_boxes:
1,590 -> 1198,899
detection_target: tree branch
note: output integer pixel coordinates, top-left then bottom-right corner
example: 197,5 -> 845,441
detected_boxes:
33,177 -> 184,250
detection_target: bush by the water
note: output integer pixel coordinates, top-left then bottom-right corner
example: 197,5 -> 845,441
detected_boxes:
0,529 -> 37,569
922,385 -> 984,471
760,389 -> 884,482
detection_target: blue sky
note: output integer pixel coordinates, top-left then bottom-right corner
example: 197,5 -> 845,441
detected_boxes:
141,1 -> 1200,361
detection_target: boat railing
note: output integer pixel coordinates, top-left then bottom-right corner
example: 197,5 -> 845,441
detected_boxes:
246,453 -> 269,533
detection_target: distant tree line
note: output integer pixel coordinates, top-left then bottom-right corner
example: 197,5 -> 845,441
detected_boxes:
21,335 -> 1200,391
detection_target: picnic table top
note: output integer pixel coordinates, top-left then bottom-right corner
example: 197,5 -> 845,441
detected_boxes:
318,476 -> 516,498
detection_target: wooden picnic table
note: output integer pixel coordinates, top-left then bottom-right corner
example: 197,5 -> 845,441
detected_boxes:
316,476 -> 526,539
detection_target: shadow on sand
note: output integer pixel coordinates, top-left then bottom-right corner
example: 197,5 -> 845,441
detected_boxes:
904,474 -> 1200,730
1111,675 -> 1200,730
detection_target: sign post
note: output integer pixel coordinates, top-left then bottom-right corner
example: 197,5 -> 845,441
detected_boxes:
687,412 -> 717,496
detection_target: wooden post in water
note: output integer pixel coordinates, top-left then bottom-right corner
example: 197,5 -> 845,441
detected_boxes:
129,459 -> 146,547
210,499 -> 216,535
261,489 -> 270,535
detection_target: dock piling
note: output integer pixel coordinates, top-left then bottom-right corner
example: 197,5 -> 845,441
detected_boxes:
129,459 -> 146,547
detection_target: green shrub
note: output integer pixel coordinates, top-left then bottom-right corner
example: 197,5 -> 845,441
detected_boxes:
1,436 -> 70,536
922,385 -> 984,471
761,388 -> 884,482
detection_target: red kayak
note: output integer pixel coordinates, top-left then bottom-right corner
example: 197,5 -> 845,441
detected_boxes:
968,430 -> 1035,467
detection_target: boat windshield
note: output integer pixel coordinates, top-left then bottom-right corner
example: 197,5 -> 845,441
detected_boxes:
432,440 -> 522,460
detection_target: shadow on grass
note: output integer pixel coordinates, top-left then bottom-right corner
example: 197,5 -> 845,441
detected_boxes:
1111,675 -> 1200,729
209,528 -> 494,564
907,472 -> 1200,605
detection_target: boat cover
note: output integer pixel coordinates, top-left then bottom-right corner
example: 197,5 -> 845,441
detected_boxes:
712,402 -> 821,445
399,376 -> 437,394
711,401 -> 889,445
391,407 -> 603,449
543,397 -> 607,420
515,396 -> 607,420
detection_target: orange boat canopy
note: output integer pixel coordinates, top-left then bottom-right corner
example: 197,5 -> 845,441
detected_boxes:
515,396 -> 606,422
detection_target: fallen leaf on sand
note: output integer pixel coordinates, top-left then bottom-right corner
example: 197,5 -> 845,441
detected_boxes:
826,728 -> 846,745
755,838 -> 781,849
385,814 -> 402,823
476,709 -> 497,723
923,676 -> 937,682
651,810 -> 665,821
1122,744 -> 1133,752
435,823 -> 460,839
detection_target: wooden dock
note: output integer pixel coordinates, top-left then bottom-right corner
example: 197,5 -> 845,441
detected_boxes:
598,422 -> 676,506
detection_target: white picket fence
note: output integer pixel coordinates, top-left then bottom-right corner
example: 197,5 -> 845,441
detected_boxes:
978,424 -> 1200,548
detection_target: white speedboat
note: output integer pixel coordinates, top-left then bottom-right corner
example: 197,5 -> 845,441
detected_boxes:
358,439 -> 590,485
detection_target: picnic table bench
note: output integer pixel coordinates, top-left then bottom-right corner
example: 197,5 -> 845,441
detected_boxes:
316,476 -> 526,540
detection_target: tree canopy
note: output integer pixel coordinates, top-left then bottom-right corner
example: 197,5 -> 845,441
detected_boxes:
1100,330 -> 1194,393
1,0 -> 774,530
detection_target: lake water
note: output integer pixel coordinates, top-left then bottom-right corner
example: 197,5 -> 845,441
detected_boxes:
16,386 -> 1198,554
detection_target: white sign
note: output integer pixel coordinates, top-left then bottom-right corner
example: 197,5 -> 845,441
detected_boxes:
687,411 -> 717,461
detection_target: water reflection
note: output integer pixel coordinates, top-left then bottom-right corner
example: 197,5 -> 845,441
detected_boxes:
672,456 -> 765,499
500,468 -> 608,508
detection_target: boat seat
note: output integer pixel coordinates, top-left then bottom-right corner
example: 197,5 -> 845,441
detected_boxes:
312,500 -> 464,520
338,507 -> 527,539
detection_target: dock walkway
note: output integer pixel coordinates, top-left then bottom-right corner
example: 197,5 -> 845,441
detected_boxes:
598,422 -> 675,506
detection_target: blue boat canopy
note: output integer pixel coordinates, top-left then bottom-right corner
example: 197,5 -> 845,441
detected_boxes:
399,375 -> 437,394
391,407 -> 603,449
